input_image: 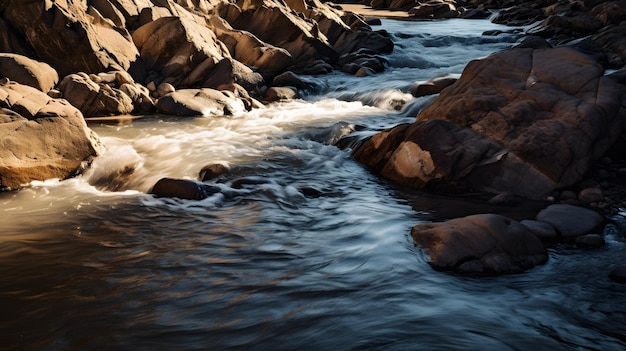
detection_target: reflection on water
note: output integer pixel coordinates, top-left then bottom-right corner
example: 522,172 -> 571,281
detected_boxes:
1,18 -> 626,351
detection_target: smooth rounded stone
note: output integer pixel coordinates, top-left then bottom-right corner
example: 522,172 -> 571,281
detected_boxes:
264,86 -> 299,102
199,163 -> 231,181
156,82 -> 175,97
514,36 -> 552,49
609,265 -> 626,283
536,204 -> 604,239
520,219 -> 559,241
575,234 -> 605,248
298,186 -> 324,198
411,213 -> 548,275
578,187 -> 603,205
150,178 -> 220,200
231,176 -> 271,189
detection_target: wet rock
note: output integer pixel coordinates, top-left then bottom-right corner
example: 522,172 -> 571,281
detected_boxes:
408,1 -> 459,19
0,82 -> 102,190
132,16 -> 228,88
355,67 -> 376,77
337,48 -> 387,75
355,47 -> 626,198
609,265 -> 626,283
150,178 -> 220,200
536,204 -> 604,240
411,213 -> 548,275
0,54 -> 58,93
199,163 -> 231,181
156,88 -> 246,117
460,9 -> 492,19
264,87 -> 300,102
520,219 -> 559,242
575,234 -> 605,248
272,71 -> 319,92
409,75 -> 457,97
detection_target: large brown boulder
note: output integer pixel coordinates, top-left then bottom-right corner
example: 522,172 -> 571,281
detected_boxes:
58,72 -> 137,117
0,54 -> 58,93
206,16 -> 293,80
0,81 -> 102,190
411,213 -> 548,274
218,0 -> 338,67
355,47 -> 626,198
0,1 -> 139,77
132,15 -> 230,88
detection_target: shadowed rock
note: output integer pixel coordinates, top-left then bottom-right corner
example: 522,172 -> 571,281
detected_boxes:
535,204 -> 604,240
150,177 -> 220,200
411,213 -> 548,275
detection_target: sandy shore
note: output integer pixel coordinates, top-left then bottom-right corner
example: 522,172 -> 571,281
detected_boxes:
340,4 -> 411,20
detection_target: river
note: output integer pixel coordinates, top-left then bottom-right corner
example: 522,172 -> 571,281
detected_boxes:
1,18 -> 626,351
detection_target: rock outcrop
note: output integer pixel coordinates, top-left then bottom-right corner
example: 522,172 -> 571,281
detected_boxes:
0,54 -> 58,93
0,81 -> 102,190
354,47 -> 626,198
0,1 -> 139,77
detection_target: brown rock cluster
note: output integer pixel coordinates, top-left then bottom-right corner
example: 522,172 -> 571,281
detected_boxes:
0,0 -> 393,189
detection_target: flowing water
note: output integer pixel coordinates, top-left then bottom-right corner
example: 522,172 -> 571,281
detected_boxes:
2,19 -> 626,351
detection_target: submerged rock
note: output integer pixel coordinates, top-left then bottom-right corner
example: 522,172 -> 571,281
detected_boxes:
0,82 -> 102,190
411,213 -> 548,275
150,178 -> 220,200
0,1 -> 138,77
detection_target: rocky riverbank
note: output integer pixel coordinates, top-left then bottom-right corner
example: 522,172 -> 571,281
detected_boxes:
348,0 -> 626,276
1,0 -> 626,278
0,0 -> 392,189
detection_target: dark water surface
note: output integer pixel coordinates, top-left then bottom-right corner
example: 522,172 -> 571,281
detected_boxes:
2,19 -> 626,350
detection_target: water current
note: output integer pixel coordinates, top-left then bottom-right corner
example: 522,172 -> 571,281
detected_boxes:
2,19 -> 626,351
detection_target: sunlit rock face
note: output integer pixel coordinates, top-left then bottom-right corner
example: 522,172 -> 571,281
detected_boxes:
355,47 -> 626,198
0,1 -> 139,77
0,54 -> 58,93
0,82 -> 102,190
